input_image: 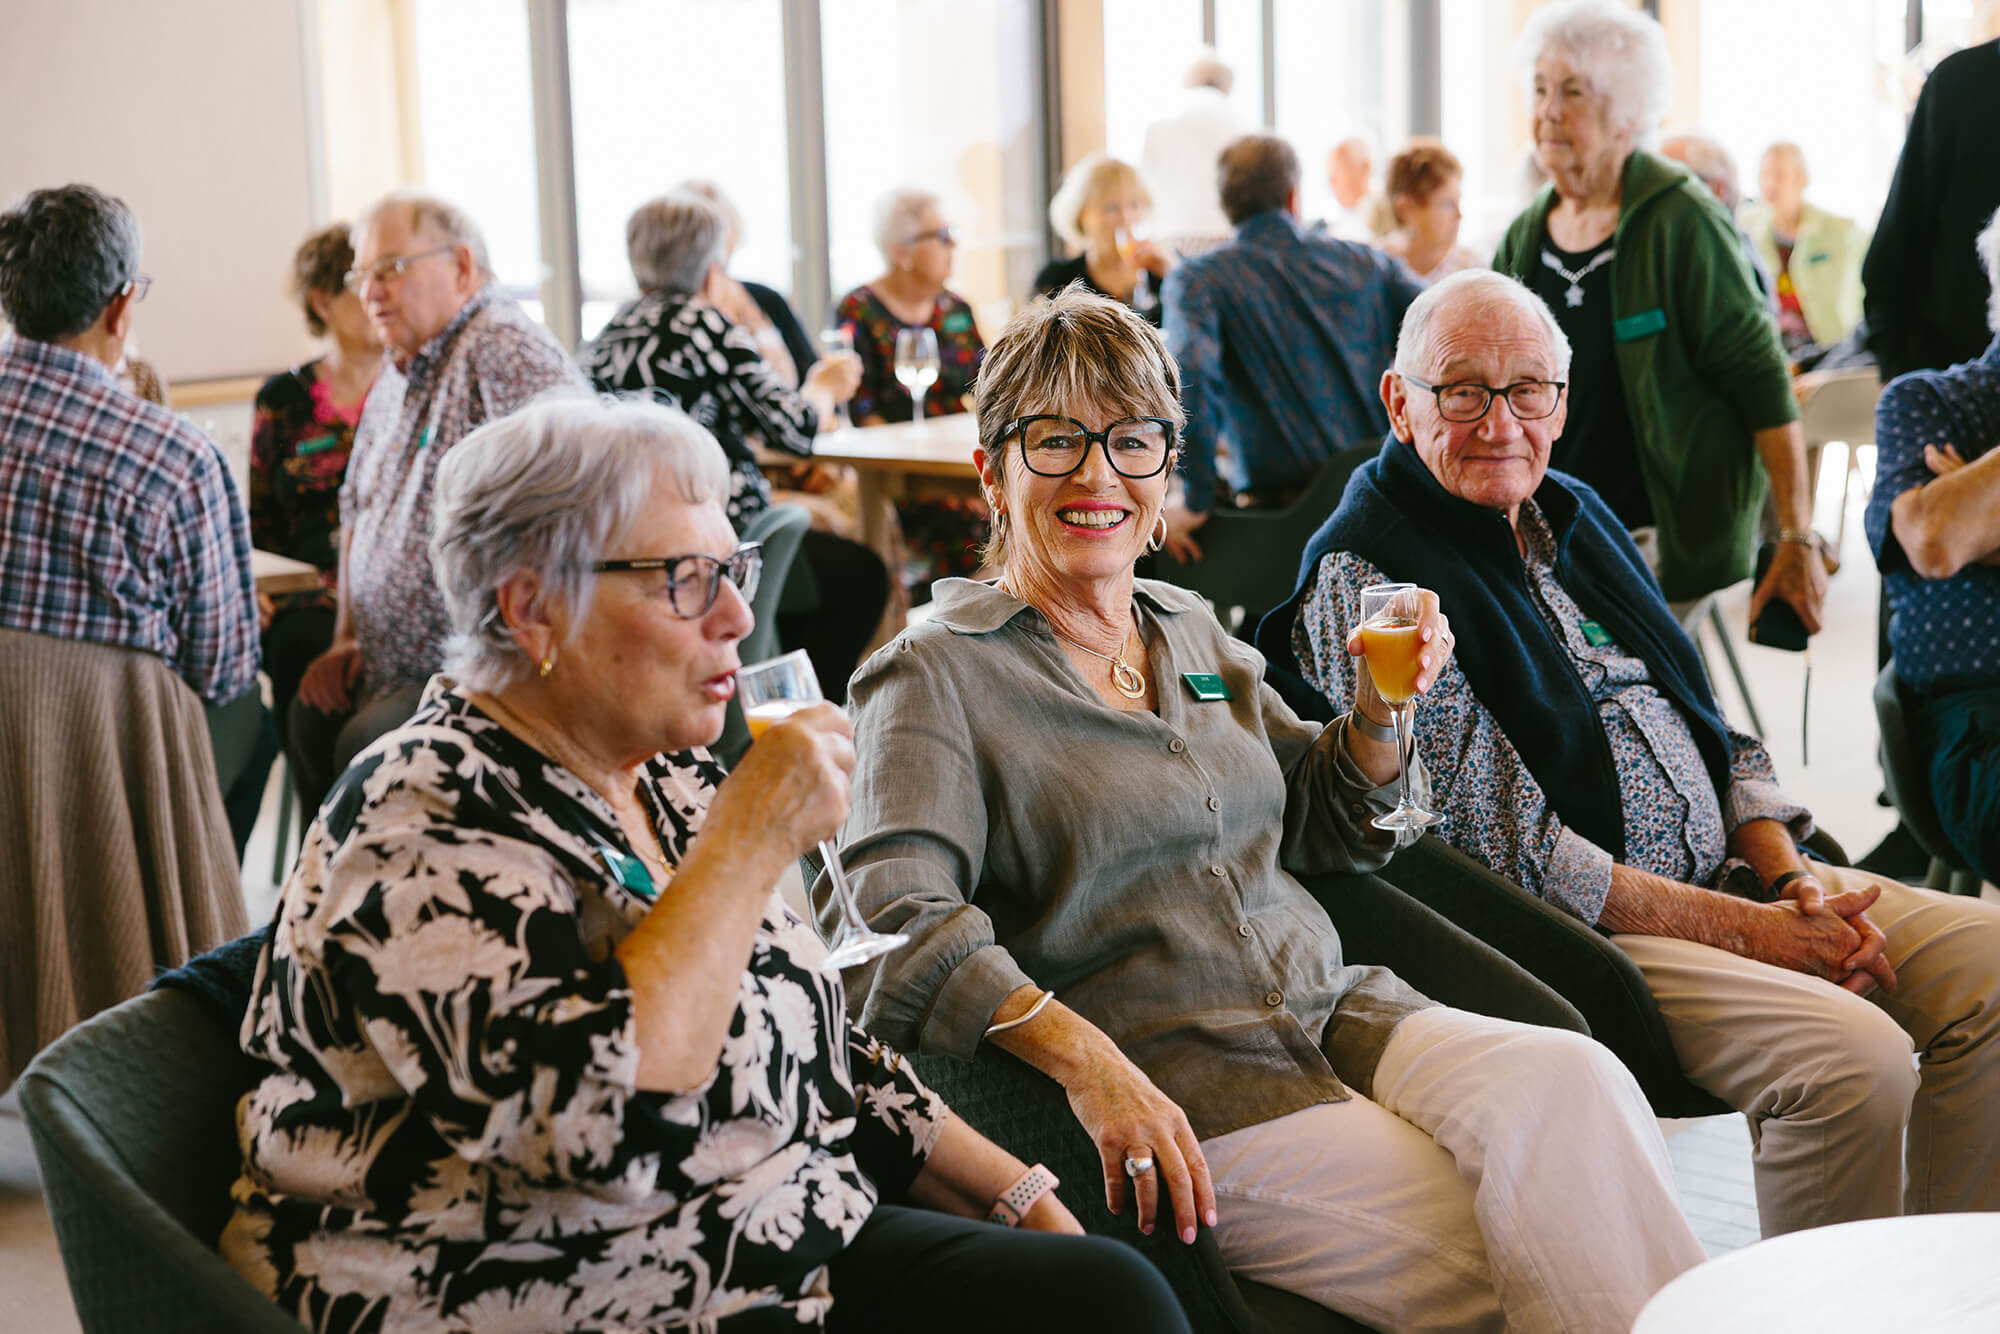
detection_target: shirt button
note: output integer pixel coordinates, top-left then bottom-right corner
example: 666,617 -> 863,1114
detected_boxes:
1238,923 -> 1252,938
1210,865 -> 1226,878
1350,802 -> 1366,816
1208,796 -> 1221,811
1265,990 -> 1284,1007
1169,738 -> 1186,754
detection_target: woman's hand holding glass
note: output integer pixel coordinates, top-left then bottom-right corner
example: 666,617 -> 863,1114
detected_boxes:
710,694 -> 857,860
1345,583 -> 1452,830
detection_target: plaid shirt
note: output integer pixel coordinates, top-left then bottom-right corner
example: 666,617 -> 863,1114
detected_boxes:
341,288 -> 584,702
1163,212 -> 1423,512
0,336 -> 258,705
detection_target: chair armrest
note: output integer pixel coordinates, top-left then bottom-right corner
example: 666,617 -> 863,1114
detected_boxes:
1298,871 -> 1586,1035
1380,838 -> 1730,1117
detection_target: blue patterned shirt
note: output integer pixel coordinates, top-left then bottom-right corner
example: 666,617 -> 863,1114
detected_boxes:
1865,336 -> 2000,693
0,335 -> 258,705
1162,212 -> 1422,512
1292,502 -> 1809,925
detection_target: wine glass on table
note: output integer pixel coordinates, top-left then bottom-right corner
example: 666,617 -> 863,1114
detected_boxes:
1358,582 -> 1442,833
819,322 -> 856,427
736,649 -> 909,971
894,326 -> 940,419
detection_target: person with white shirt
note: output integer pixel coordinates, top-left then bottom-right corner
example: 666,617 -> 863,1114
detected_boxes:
1139,50 -> 1246,255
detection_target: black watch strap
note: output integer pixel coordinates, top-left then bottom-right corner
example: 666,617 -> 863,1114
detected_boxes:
1769,868 -> 1814,897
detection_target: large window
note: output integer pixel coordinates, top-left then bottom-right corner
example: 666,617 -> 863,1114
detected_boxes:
1272,0 -> 1400,226
566,0 -> 793,341
410,0 -> 542,310
821,0 -> 1043,339
1100,0 -> 1206,165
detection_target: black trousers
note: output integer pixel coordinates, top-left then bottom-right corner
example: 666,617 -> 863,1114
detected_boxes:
261,604 -> 336,753
824,1205 -> 1190,1334
286,682 -> 427,820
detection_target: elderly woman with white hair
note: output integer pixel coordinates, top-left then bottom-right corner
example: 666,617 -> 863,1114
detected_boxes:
222,395 -> 1189,1334
1492,0 -> 1826,636
1031,155 -> 1170,324
583,191 -> 884,701
834,187 -> 985,425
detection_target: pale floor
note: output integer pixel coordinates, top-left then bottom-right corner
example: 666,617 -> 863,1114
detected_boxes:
3,448 -> 1990,1326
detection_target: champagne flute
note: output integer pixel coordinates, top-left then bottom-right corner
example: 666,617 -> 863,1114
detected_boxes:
893,326 -> 940,418
819,322 -> 855,427
1358,582 -> 1442,832
736,649 -> 908,971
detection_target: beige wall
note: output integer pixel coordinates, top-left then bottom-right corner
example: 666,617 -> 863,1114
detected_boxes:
0,0 -> 323,382
316,0 -> 423,223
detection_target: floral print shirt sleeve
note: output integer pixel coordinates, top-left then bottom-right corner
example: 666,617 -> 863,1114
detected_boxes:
225,681 -> 945,1334
248,362 -> 363,608
834,285 -> 984,424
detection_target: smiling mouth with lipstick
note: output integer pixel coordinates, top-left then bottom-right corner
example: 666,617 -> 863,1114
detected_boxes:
1056,502 -> 1130,532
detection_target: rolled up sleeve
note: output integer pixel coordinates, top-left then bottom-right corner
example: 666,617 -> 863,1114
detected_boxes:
833,641 -> 1033,1059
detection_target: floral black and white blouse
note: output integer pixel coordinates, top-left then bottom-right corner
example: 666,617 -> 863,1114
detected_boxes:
223,679 -> 946,1333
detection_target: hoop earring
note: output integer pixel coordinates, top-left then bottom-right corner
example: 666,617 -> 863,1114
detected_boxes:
1147,512 -> 1167,554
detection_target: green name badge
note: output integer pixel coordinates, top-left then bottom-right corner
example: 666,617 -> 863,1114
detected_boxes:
1613,308 -> 1666,341
295,433 -> 340,457
417,424 -> 437,450
1578,618 -> 1614,648
941,308 -> 974,334
599,844 -> 657,900
1182,672 -> 1232,702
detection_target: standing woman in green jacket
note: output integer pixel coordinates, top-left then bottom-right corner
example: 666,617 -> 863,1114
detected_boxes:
1492,0 -> 1826,630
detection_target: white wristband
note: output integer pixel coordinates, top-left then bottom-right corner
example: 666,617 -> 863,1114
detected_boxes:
988,1163 -> 1059,1227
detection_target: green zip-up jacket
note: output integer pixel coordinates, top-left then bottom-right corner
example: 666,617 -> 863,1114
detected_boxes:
1493,151 -> 1799,602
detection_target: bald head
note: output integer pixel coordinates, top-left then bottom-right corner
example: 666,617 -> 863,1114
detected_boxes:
1328,138 -> 1372,210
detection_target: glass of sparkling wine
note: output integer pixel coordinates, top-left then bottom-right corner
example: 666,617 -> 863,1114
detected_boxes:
894,326 -> 940,418
819,323 -> 855,427
736,649 -> 908,971
1358,582 -> 1441,832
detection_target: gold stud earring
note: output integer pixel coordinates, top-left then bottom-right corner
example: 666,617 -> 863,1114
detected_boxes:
539,656 -> 554,678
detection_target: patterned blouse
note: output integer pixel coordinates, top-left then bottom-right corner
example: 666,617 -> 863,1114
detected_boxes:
249,361 -> 367,611
340,289 -> 585,705
1291,500 -> 1809,926
224,681 -> 947,1334
580,292 -> 819,528
832,286 -> 984,424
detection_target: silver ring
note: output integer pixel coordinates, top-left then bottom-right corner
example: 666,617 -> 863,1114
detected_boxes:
1123,1155 -> 1155,1177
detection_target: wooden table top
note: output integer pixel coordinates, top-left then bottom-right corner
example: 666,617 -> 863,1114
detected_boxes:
1633,1212 -> 2000,1332
807,414 -> 981,478
252,549 -> 321,595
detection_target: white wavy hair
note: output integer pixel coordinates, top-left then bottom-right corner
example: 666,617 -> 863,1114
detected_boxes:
1518,0 -> 1674,149
1981,206 -> 2000,336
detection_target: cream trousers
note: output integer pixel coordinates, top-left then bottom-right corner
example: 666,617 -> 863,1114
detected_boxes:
1200,1007 -> 1705,1334
1612,863 -> 2000,1237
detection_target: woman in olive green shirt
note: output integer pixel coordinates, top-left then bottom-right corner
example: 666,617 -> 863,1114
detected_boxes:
832,289 -> 1704,1332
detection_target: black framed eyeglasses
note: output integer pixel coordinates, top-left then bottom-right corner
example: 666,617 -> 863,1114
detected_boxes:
1006,415 -> 1176,478
342,244 -> 454,293
1400,375 -> 1566,423
592,542 -> 762,619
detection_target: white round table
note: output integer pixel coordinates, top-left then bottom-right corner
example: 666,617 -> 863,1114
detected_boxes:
1633,1213 -> 2000,1333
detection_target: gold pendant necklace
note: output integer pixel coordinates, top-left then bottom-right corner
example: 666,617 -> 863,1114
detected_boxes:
1052,627 -> 1148,700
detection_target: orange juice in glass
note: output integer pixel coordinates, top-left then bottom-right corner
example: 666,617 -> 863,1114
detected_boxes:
1358,583 -> 1442,832
745,698 -> 811,740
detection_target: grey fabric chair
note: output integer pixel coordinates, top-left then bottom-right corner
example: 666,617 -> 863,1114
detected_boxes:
841,858 -> 1587,1334
715,503 -> 813,767
1152,444 -> 1377,636
1874,661 -> 1985,896
17,988 -> 303,1332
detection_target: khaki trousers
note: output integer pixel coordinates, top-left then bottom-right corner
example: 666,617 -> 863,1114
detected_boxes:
1612,864 -> 2000,1236
1201,1007 -> 1704,1334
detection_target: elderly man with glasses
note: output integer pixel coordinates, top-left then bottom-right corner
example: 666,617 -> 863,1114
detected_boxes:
1260,268 -> 2000,1240
288,190 -> 585,819
0,183 -> 272,854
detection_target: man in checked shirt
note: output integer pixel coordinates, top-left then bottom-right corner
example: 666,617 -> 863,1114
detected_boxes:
0,184 -> 269,852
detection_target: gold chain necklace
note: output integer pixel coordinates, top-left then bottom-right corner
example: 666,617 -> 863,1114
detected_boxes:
1049,625 -> 1148,700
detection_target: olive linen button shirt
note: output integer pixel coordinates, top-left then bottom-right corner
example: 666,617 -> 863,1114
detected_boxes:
834,577 -> 1435,1141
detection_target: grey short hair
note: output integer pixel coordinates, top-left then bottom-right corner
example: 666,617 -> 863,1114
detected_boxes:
873,187 -> 942,262
1518,0 -> 1674,149
430,393 -> 732,693
1661,130 -> 1741,211
1047,155 -> 1151,251
627,192 -> 729,295
1981,206 -> 2000,336
673,179 -> 744,252
0,184 -> 143,341
1182,49 -> 1234,94
1394,270 -> 1573,382
355,190 -> 491,278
